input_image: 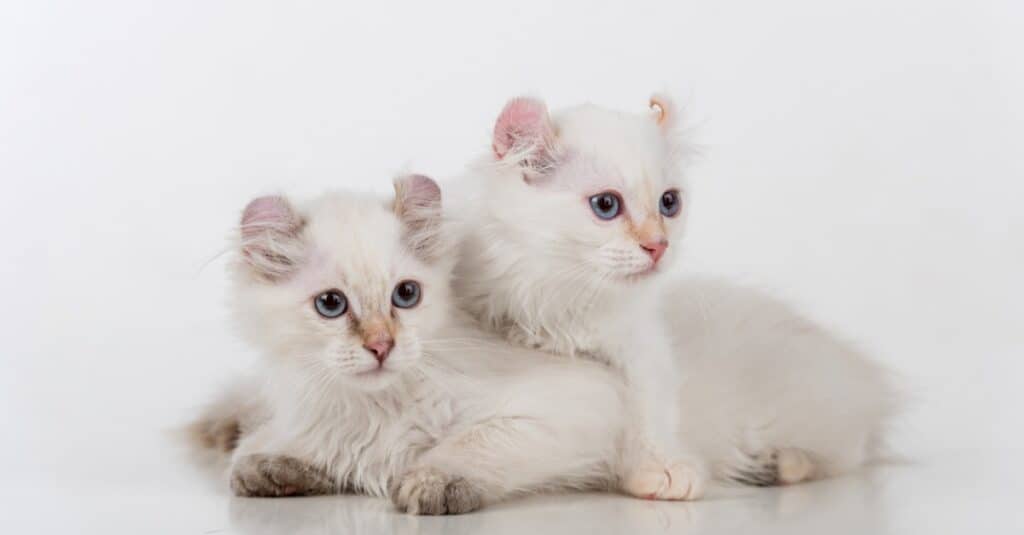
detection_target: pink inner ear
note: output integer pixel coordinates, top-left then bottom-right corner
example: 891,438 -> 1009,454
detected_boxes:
241,196 -> 294,238
400,174 -> 441,209
493,97 -> 552,159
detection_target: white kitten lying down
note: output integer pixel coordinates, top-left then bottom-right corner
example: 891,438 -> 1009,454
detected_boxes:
190,176 -> 637,514
190,96 -> 899,512
451,95 -> 899,491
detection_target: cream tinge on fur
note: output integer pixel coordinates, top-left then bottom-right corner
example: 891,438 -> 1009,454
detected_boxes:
450,95 -> 899,490
188,176 -> 633,514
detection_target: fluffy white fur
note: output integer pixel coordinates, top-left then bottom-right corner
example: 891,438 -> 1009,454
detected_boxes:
450,96 -> 899,490
202,178 -> 634,514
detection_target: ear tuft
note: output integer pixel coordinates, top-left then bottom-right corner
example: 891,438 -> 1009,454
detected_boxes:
393,174 -> 445,261
492,97 -> 557,177
649,93 -> 678,131
239,195 -> 304,281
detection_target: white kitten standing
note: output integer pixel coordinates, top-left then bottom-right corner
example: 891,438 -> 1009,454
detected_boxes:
190,176 -> 633,514
451,96 -> 898,492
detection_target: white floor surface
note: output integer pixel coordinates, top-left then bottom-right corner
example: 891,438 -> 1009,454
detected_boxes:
5,450 -> 1018,534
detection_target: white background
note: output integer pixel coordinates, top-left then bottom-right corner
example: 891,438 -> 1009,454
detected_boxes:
1,1 -> 1021,532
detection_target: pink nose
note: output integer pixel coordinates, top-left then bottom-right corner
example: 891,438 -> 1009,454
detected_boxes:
363,339 -> 394,364
640,239 -> 668,263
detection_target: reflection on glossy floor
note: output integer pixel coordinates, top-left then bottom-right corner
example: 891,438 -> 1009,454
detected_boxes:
6,452 -> 1019,534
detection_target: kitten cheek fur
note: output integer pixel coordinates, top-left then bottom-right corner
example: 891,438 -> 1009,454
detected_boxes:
485,96 -> 689,285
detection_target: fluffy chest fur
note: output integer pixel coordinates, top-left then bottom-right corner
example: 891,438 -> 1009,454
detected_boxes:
252,367 -> 461,497
453,229 -> 660,369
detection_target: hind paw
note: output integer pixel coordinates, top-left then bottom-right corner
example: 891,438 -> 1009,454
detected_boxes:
777,448 -> 815,484
731,448 -> 816,486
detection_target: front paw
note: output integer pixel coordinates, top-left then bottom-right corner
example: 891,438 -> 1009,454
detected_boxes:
230,454 -> 334,497
623,460 -> 705,501
390,467 -> 483,515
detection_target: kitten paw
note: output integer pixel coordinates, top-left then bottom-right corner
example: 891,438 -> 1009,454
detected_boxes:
391,467 -> 484,515
729,448 -> 816,486
777,448 -> 816,484
623,461 -> 704,501
230,454 -> 335,497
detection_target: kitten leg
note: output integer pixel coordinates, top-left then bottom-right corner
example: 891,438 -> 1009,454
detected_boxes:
393,369 -> 624,514
391,418 -> 542,515
230,453 -> 337,497
619,332 -> 706,501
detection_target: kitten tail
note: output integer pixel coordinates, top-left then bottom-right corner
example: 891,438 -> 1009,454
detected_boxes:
180,377 -> 266,472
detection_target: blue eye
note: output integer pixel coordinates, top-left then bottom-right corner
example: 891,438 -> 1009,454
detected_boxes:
314,290 -> 347,318
659,189 -> 681,217
392,280 -> 421,309
589,192 -> 622,220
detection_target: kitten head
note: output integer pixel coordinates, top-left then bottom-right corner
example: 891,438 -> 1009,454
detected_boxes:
478,95 -> 688,287
229,174 -> 452,392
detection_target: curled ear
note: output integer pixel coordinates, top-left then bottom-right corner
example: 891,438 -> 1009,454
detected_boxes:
239,195 -> 305,281
649,93 -> 678,132
492,97 -> 557,180
393,174 -> 445,261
